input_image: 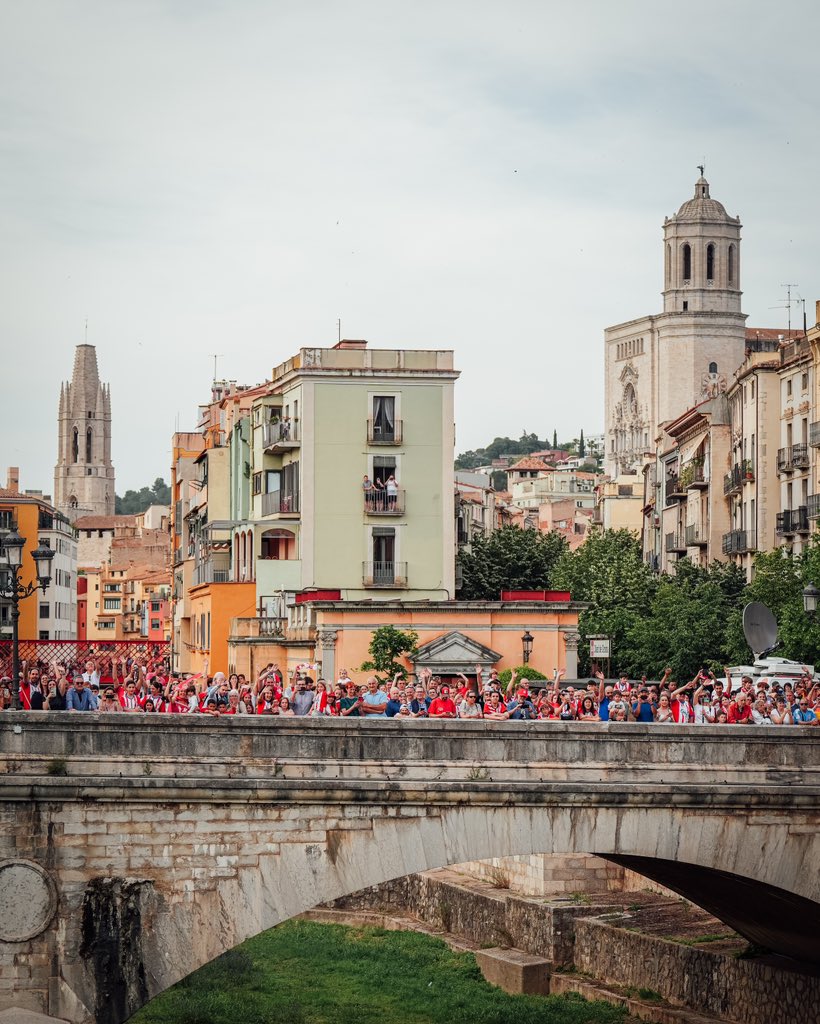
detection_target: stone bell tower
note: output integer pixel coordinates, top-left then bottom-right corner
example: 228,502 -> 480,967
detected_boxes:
54,344 -> 115,520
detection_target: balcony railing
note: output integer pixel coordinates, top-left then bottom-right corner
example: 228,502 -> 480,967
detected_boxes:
258,616 -> 287,638
685,524 -> 708,546
776,507 -> 810,535
364,488 -> 405,515
261,490 -> 301,516
665,531 -> 686,553
777,445 -> 809,473
193,561 -> 231,585
665,477 -> 687,503
362,561 -> 408,587
680,461 -> 707,489
722,529 -> 757,555
808,494 -> 820,520
367,419 -> 403,445
723,465 -> 743,495
262,420 -> 300,450
810,423 -> 820,448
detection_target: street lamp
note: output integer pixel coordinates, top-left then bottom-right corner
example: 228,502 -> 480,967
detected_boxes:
803,583 -> 819,619
521,630 -> 534,665
0,528 -> 55,708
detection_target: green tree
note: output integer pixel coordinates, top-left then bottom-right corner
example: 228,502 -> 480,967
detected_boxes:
359,625 -> 419,681
552,429 -> 558,448
551,528 -> 656,675
627,559 -> 746,680
457,526 -> 568,600
115,477 -> 172,515
579,429 -> 585,458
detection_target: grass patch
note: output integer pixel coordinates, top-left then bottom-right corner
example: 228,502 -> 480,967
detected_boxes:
672,933 -> 735,947
131,920 -> 628,1024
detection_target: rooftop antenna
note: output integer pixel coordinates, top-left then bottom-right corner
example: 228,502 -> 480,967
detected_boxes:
336,318 -> 341,343
210,354 -> 224,383
84,317 -> 88,343
768,284 -> 800,335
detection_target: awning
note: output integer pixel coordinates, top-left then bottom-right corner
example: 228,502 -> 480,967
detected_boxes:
677,429 -> 708,466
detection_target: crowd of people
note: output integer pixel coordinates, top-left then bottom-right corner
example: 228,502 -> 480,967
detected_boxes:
1,655 -> 818,725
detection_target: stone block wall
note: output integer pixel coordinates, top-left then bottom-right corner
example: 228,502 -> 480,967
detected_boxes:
455,854 -> 624,896
574,917 -> 820,1024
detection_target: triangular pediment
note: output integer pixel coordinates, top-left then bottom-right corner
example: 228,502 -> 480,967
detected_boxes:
410,631 -> 501,670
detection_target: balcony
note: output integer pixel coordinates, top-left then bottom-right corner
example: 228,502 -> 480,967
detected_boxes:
367,419 -> 403,445
665,477 -> 687,503
777,445 -> 809,473
685,524 -> 708,547
776,511 -> 795,536
258,616 -> 287,639
776,507 -> 810,535
810,423 -> 820,448
193,559 -> 231,585
808,494 -> 820,520
364,488 -> 406,515
362,561 -> 408,588
262,420 -> 300,452
680,461 -> 707,490
723,465 -> 743,496
261,490 -> 301,517
665,531 -> 686,553
722,530 -> 757,555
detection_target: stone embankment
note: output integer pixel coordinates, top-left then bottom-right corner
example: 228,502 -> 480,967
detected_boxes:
324,869 -> 820,1024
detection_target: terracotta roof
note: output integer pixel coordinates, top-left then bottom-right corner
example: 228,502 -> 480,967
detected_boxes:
745,328 -> 803,341
509,457 -> 549,471
75,515 -> 136,530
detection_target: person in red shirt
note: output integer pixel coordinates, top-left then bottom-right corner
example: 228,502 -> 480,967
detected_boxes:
727,692 -> 753,724
427,685 -> 457,718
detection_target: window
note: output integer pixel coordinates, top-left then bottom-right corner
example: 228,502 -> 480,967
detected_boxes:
372,396 -> 397,442
103,598 -> 120,611
682,243 -> 691,281
728,244 -> 735,284
86,427 -> 92,463
151,619 -> 161,630
39,603 -> 50,619
372,528 -> 396,581
151,601 -> 160,612
802,373 -> 809,392
682,301 -> 688,312
72,427 -> 79,463
0,510 -> 13,529
281,462 -> 299,511
253,472 -> 263,495
665,243 -> 671,285
709,362 -> 718,375
787,380 -> 793,397
98,619 -> 115,631
373,455 -> 396,485
706,244 -> 715,281
39,631 -> 49,641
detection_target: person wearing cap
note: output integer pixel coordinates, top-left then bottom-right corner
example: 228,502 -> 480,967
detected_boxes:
427,685 -> 457,719
66,678 -> 99,712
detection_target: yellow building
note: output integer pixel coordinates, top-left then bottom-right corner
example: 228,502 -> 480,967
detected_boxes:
1,468 -> 77,641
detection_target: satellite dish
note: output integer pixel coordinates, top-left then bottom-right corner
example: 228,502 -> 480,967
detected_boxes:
743,602 -> 778,659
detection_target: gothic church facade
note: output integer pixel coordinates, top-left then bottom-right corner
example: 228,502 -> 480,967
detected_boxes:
605,175 -> 747,477
54,344 -> 116,519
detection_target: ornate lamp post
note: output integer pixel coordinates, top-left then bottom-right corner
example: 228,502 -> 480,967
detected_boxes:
803,583 -> 818,619
521,630 -> 534,665
0,528 -> 55,708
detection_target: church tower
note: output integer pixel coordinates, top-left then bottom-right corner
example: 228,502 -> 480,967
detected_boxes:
54,344 -> 115,519
605,173 -> 747,476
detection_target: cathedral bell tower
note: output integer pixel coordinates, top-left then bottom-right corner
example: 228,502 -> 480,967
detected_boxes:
54,344 -> 115,520
662,173 -> 742,315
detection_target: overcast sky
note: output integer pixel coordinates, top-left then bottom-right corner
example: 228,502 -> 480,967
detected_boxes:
2,0 -> 819,494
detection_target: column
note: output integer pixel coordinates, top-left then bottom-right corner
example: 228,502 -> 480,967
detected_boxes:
318,629 -> 338,683
562,630 -> 580,681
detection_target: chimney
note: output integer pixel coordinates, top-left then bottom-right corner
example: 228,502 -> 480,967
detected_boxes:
6,467 -> 19,494
333,339 -> 367,350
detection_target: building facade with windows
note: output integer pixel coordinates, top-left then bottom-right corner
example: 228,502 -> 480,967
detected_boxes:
0,468 -> 77,641
605,175 -> 747,477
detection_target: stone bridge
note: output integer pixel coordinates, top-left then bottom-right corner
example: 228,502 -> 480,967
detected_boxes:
1,716 -> 819,1024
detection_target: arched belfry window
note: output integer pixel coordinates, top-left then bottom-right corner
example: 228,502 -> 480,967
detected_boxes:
728,244 -> 735,284
706,244 -> 715,281
72,427 -> 79,463
86,427 -> 92,463
665,243 -> 671,285
682,243 -> 691,282
709,361 -> 718,374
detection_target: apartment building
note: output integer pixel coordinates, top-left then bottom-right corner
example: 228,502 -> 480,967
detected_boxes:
775,334 -> 813,554
0,468 -> 77,641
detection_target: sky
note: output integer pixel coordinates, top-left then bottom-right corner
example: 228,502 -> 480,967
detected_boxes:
2,0 -> 819,493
